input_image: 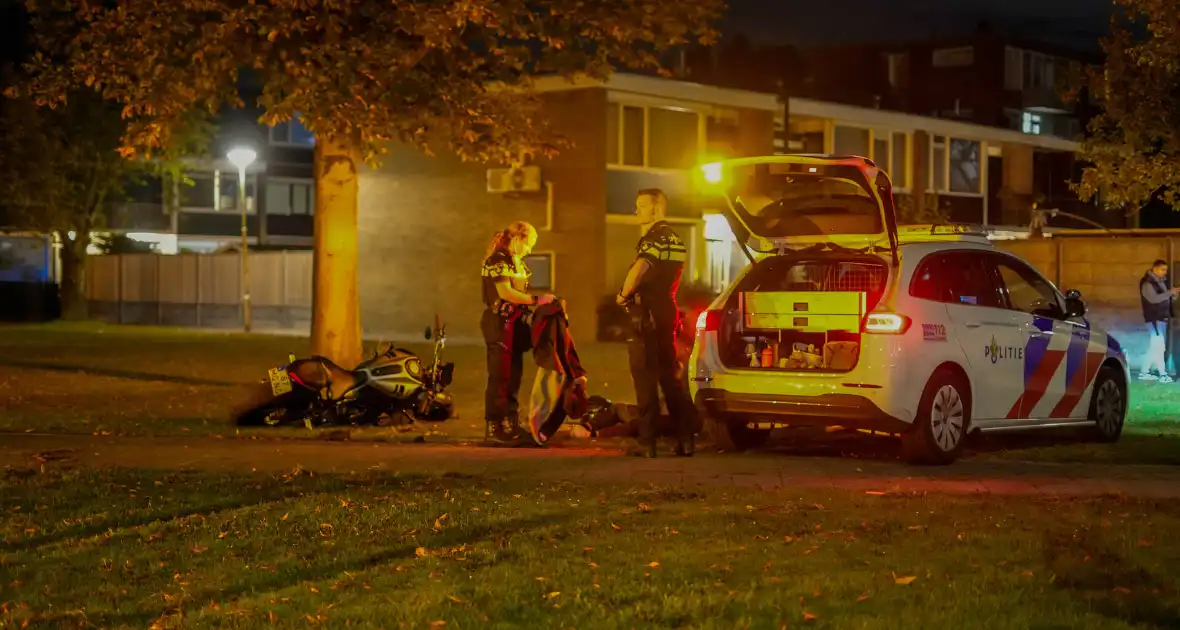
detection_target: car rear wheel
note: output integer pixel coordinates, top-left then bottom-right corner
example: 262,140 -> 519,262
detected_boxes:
902,370 -> 970,465
706,414 -> 771,452
1086,365 -> 1125,443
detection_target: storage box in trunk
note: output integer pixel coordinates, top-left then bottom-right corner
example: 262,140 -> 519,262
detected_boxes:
740,291 -> 866,332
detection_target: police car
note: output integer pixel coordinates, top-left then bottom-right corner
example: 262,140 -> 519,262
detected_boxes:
687,154 -> 1129,464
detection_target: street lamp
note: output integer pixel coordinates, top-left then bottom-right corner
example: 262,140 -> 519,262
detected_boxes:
227,147 -> 257,333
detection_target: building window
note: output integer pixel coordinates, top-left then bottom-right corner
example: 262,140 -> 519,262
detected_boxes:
218,177 -> 257,212
932,46 -> 974,68
265,180 -> 315,216
183,172 -> 257,212
648,108 -> 699,169
833,125 -> 870,157
1022,111 -> 1043,135
622,106 -> 645,166
1004,47 -> 1024,90
606,102 -> 701,170
930,136 -> 983,195
930,136 -> 947,193
834,127 -> 908,188
886,53 -> 908,89
891,132 -> 909,188
948,139 -> 981,194
873,136 -> 889,168
523,253 -> 554,291
270,116 -> 315,146
182,174 -> 216,209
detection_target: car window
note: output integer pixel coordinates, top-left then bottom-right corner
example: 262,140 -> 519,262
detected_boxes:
991,255 -> 1063,318
910,252 -> 1003,308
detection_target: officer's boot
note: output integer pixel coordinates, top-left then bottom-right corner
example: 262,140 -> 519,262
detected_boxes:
674,433 -> 694,457
489,417 -> 517,443
626,439 -> 657,459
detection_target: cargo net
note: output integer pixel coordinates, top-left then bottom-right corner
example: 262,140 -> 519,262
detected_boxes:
782,262 -> 886,294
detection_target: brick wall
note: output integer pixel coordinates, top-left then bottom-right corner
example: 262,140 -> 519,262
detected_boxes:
357,88 -> 609,343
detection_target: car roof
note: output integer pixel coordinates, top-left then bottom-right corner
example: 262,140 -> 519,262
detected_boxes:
897,240 -> 996,257
716,153 -> 877,169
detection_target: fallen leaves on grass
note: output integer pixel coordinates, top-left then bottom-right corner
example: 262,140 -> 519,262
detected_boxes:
803,611 -> 818,622
647,562 -> 660,568
893,573 -> 917,585
546,592 -> 561,599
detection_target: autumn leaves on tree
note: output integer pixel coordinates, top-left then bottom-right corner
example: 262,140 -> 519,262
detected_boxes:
1075,0 -> 1180,213
14,0 -> 723,367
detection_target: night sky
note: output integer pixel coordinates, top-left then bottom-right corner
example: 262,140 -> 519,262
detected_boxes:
724,0 -> 1115,51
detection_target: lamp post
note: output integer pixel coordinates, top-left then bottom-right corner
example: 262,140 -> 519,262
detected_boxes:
227,147 -> 257,333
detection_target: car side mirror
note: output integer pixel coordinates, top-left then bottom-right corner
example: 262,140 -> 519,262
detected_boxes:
424,326 -> 432,340
1064,292 -> 1086,318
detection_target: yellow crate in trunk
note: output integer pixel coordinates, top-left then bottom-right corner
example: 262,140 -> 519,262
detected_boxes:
741,291 -> 865,332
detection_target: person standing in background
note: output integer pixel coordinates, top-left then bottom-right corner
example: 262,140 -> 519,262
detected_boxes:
1139,259 -> 1180,383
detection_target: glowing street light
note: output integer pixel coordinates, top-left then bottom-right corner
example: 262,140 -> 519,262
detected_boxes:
227,147 -> 257,333
701,161 -> 724,184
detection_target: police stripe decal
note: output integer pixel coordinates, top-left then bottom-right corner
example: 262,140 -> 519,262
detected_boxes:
1049,351 -> 1106,418
1006,349 -> 1066,419
1000,317 -> 1116,420
1062,327 -> 1091,386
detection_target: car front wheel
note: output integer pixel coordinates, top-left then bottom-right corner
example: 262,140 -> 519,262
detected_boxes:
902,370 -> 970,465
1086,365 -> 1126,443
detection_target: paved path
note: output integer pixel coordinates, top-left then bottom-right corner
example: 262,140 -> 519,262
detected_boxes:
4,432 -> 1180,498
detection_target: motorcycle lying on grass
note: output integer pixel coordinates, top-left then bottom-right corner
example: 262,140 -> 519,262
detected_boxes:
232,318 -> 455,429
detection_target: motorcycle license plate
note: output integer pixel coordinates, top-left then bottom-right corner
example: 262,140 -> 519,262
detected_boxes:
268,368 -> 293,396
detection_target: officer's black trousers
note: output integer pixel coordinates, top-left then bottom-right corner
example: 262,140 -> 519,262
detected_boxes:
628,311 -> 696,445
481,309 -> 530,425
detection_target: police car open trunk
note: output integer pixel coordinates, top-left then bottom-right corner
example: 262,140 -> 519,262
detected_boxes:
699,155 -> 900,373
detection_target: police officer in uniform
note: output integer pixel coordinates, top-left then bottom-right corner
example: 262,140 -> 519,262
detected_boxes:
615,188 -> 697,458
481,221 -> 554,442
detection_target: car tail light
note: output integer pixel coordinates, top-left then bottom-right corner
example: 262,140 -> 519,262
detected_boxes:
863,312 -> 911,334
696,309 -> 722,332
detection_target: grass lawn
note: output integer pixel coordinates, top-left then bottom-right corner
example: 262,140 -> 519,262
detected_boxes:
2,466 -> 1179,629
0,322 -> 638,444
2,322 -> 1180,465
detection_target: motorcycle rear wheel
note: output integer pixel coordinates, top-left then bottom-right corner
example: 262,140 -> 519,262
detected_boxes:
233,383 -> 320,427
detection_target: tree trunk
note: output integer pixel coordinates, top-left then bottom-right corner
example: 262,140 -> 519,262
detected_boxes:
310,134 -> 363,369
57,230 -> 90,321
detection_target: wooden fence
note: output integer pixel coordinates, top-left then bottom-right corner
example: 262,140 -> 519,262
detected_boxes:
87,237 -> 1180,365
86,252 -> 313,331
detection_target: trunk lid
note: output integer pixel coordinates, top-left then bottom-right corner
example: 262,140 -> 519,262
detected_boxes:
699,155 -> 900,265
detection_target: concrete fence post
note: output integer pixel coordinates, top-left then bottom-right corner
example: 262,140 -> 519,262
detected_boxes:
116,254 -> 124,325
1062,238 -> 1071,290
1169,238 -> 1176,374
195,255 -> 203,328
156,255 -> 163,325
